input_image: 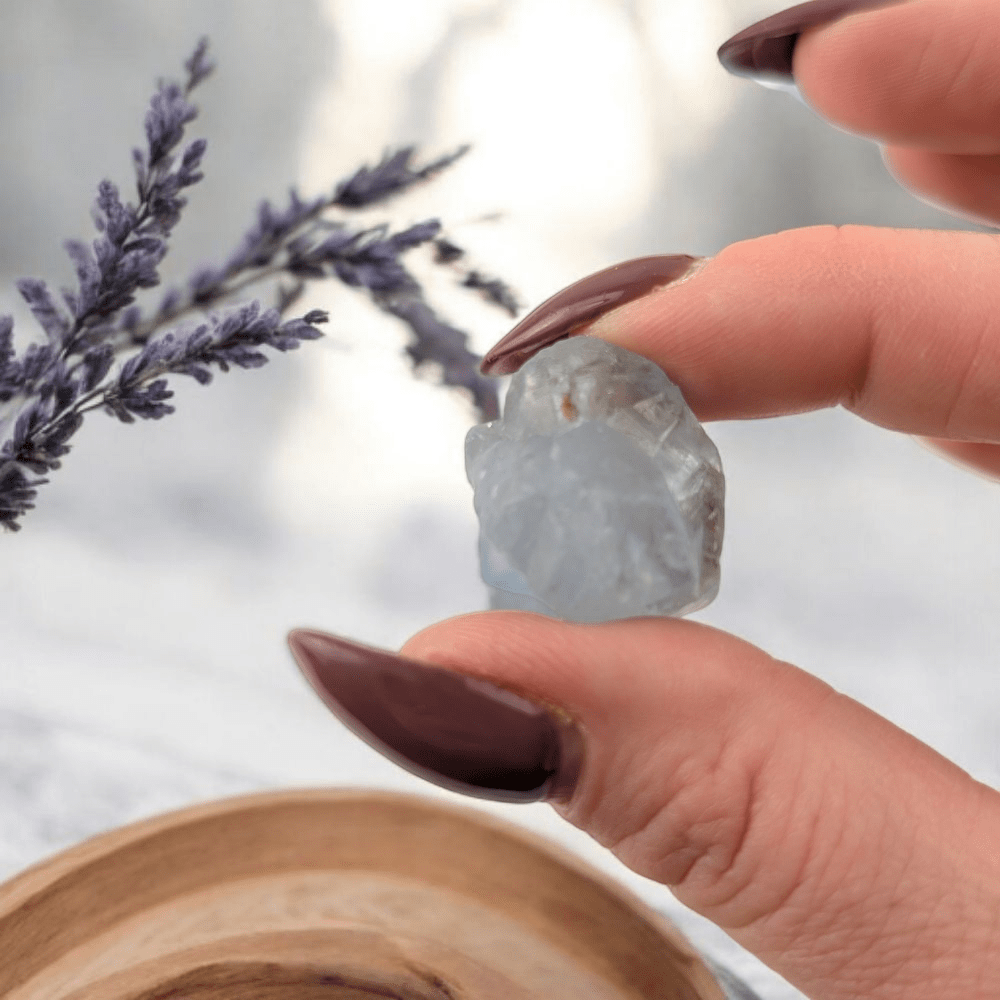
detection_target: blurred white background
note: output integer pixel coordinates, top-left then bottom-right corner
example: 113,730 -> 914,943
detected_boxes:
1,2 -> 998,997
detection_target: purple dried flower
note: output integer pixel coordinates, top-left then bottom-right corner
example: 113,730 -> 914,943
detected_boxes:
461,270 -> 519,317
144,82 -> 198,172
333,146 -> 470,208
157,287 -> 183,318
0,39 -> 514,531
63,240 -> 103,317
80,345 -> 115,393
183,36 -> 216,92
0,460 -> 46,531
389,220 -> 443,252
95,302 -> 328,429
379,292 -> 500,421
433,238 -> 465,264
0,317 -> 16,401
177,138 -> 207,186
0,343 -> 54,404
93,179 -> 134,244
105,377 -> 174,423
16,279 -> 71,344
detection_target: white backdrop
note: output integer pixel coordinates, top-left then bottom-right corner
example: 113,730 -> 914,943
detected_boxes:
1,3 -> 998,998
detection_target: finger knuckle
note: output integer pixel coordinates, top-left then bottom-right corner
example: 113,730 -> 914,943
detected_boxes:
597,669 -> 847,934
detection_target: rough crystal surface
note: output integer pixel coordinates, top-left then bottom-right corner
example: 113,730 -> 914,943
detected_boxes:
465,337 -> 724,623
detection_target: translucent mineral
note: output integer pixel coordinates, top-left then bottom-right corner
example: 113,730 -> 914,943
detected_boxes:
465,337 -> 724,623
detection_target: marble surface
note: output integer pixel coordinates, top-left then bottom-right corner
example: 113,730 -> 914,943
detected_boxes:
2,4 -> 998,999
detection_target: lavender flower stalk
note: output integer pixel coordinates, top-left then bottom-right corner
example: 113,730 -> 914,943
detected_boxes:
0,39 -> 514,532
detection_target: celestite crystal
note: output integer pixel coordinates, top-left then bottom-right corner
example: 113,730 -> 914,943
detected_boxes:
465,337 -> 724,623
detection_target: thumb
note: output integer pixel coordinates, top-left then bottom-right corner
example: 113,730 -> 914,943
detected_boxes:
290,612 -> 1000,1000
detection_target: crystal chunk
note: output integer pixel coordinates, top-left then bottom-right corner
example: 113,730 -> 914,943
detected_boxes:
465,337 -> 724,623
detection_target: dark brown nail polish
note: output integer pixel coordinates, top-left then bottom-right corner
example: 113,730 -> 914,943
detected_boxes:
717,0 -> 906,83
287,629 -> 583,803
480,254 -> 701,377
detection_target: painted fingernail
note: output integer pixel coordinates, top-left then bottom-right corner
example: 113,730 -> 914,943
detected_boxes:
480,254 -> 702,377
287,629 -> 583,803
717,0 -> 906,84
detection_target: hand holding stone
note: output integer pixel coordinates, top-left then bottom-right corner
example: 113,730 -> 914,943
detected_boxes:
292,2 -> 1000,998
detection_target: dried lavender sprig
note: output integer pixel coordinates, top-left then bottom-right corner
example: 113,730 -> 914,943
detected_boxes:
0,40 -> 324,530
0,306 -> 327,484
332,146 -> 470,209
183,37 -> 215,93
13,43 -> 213,370
0,460 -> 44,532
148,167 -> 480,326
433,237 -> 520,317
153,212 -> 446,334
100,303 -> 326,424
0,303 -> 324,530
110,168 -> 506,419
378,290 -> 500,421
0,40 -> 513,531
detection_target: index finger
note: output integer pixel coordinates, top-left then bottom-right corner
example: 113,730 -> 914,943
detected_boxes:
794,0 -> 1000,155
483,226 -> 1000,443
720,0 -> 1000,156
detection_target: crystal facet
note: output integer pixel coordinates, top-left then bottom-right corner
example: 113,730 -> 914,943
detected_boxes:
465,337 -> 724,623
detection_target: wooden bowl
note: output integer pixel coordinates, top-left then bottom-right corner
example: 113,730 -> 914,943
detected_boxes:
0,788 -> 726,1000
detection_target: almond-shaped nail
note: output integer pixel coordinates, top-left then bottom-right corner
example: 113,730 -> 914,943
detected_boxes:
717,0 -> 907,83
288,629 -> 583,803
480,254 -> 701,377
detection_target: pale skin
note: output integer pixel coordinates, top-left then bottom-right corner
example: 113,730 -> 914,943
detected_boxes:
402,1 -> 1000,997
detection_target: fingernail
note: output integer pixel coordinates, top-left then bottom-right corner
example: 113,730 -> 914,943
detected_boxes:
480,254 -> 702,377
717,0 -> 907,84
287,629 -> 583,803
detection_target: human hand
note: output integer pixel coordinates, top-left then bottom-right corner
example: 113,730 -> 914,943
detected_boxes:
288,2 -> 1000,998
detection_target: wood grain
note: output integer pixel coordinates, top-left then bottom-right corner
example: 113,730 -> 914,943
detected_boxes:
0,788 -> 725,1000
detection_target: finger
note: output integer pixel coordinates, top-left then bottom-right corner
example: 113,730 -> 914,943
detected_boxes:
883,144 -> 1000,227
794,0 -> 1000,155
400,611 -> 1000,1000
919,436 -> 1000,480
580,227 -> 1000,448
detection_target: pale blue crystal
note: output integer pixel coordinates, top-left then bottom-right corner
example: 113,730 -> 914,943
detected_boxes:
465,337 -> 724,623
